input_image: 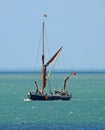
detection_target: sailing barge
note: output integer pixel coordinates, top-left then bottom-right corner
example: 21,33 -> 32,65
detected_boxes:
28,15 -> 76,101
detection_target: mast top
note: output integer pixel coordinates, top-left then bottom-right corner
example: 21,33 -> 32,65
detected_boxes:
43,14 -> 48,22
43,14 -> 48,17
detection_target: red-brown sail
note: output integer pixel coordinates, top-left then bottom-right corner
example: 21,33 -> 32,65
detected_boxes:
45,47 -> 62,67
42,47 -> 62,94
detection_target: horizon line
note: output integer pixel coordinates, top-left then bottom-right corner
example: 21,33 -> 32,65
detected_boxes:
0,68 -> 105,73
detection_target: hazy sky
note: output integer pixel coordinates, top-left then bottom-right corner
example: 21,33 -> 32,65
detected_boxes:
0,0 -> 105,70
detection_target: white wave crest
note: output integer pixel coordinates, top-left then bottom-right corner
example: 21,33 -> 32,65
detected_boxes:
24,98 -> 31,102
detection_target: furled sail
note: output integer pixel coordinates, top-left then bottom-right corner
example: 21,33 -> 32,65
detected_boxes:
64,72 -> 76,90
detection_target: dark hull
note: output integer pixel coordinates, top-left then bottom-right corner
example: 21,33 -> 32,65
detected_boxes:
28,92 -> 72,101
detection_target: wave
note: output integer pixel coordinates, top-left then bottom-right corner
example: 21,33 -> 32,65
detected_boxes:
23,98 -> 31,102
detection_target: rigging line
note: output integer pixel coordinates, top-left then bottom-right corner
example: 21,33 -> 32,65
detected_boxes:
61,48 -> 66,71
34,31 -> 42,85
47,79 -> 53,94
36,66 -> 41,85
34,31 -> 42,70
44,27 -> 51,59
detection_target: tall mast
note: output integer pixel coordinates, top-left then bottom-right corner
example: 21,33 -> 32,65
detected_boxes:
42,21 -> 44,64
42,14 -> 47,94
41,14 -> 62,94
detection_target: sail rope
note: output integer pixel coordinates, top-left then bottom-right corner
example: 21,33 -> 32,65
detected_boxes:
34,31 -> 42,91
44,27 -> 51,58
34,30 -> 42,79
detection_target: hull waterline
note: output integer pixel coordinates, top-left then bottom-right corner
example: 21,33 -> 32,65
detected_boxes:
28,92 -> 72,101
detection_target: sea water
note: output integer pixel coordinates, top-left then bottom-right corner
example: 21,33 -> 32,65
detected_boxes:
0,71 -> 105,130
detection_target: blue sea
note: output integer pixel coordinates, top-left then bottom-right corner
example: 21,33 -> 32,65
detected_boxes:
0,71 -> 105,130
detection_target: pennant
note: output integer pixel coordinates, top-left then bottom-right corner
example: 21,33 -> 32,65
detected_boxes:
72,72 -> 76,75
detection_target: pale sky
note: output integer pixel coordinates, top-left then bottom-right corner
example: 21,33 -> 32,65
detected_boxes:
0,0 -> 105,70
